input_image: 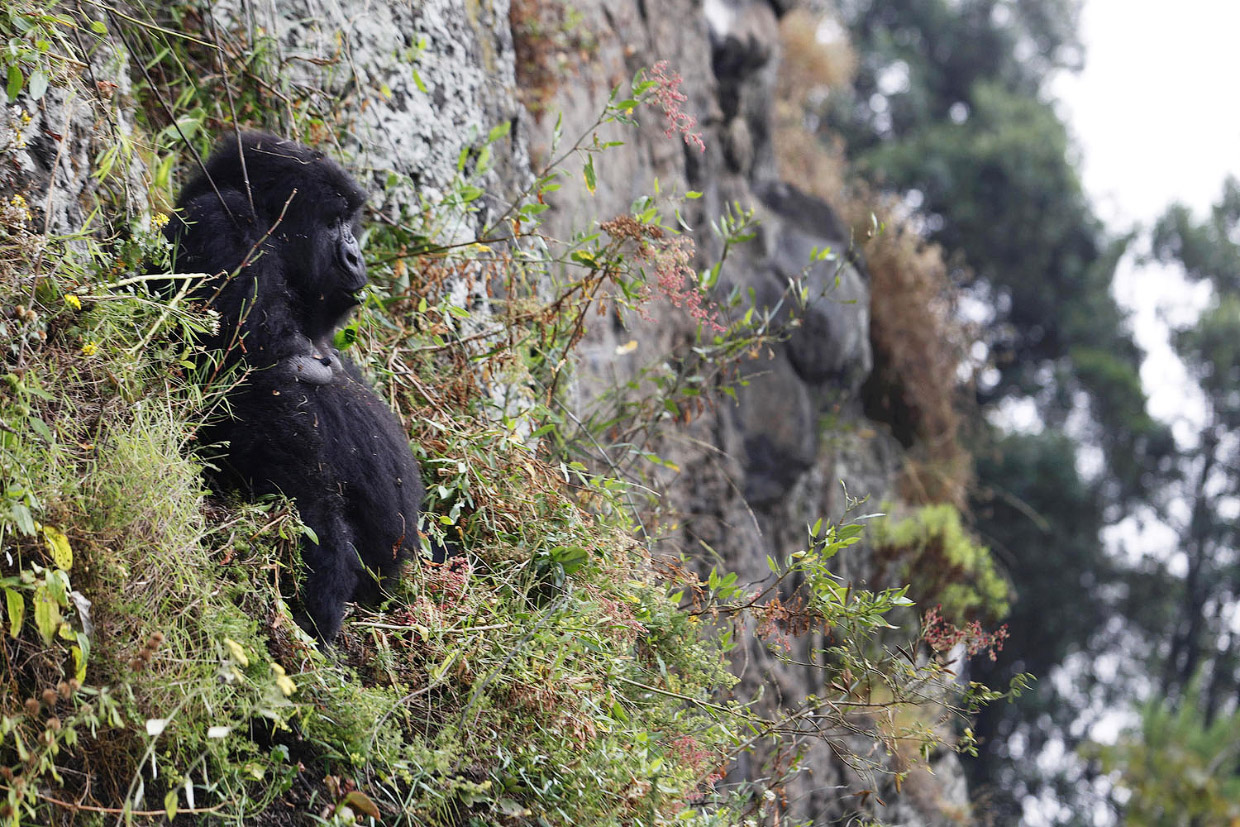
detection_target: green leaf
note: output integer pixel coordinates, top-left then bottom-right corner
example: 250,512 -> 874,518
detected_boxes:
25,414 -> 51,443
90,20 -> 107,34
5,588 -> 24,637
27,69 -> 47,101
430,649 -> 459,681
6,64 -> 22,101
583,155 -> 596,195
333,325 -> 358,349
164,790 -> 178,821
487,121 -> 511,143
497,798 -> 526,817
33,585 -> 60,645
71,644 -> 86,681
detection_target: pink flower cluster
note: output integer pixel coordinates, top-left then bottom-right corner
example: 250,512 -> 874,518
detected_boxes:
426,555 -> 471,606
670,734 -> 724,786
599,215 -> 726,333
648,61 -> 706,153
648,237 -> 726,333
923,606 -> 1009,662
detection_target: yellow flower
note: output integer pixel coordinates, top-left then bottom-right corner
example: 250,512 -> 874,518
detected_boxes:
152,212 -> 169,229
223,637 -> 249,667
8,194 -> 31,222
271,663 -> 297,696
64,294 -> 81,311
80,341 -> 98,357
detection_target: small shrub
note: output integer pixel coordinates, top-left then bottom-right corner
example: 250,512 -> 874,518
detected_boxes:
870,504 -> 1010,624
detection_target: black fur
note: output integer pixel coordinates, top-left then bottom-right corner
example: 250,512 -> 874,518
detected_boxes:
168,132 -> 425,643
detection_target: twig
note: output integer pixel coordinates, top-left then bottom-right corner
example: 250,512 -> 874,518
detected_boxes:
353,621 -> 509,633
39,791 -> 225,817
197,190 -> 298,382
81,0 -> 219,47
611,675 -> 758,720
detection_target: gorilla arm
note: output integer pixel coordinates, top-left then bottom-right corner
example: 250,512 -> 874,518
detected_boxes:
213,373 -> 364,641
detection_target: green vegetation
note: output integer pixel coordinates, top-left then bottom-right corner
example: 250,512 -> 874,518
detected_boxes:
793,1 -> 1240,821
871,504 -> 1008,623
1091,682 -> 1240,825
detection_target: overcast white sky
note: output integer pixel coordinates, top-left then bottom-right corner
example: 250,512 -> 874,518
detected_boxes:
1052,0 -> 1240,430
1054,0 -> 1240,225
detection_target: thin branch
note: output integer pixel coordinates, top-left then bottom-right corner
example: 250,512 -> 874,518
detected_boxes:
82,0 -> 219,47
39,792 -> 225,818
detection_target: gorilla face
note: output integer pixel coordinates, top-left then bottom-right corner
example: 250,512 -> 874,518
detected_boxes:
288,209 -> 369,337
335,219 -> 366,294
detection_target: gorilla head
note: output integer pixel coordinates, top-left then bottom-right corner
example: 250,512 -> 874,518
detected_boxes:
168,132 -> 431,643
171,132 -> 370,364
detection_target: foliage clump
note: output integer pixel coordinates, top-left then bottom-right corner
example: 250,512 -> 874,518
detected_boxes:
870,504 -> 1009,624
1090,681 -> 1240,826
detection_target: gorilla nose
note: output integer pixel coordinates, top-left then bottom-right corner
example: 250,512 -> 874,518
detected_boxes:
343,245 -> 362,271
339,241 -> 367,292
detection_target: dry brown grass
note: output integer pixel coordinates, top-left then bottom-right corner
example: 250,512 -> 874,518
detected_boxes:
775,8 -> 857,113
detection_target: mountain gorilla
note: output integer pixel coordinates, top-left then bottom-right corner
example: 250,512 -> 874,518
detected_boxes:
168,132 -> 428,643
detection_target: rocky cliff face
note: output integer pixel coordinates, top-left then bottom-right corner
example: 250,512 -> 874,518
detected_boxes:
514,2 -> 968,823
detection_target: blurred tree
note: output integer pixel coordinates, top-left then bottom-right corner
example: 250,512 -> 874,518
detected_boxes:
809,0 -> 1175,819
1093,682 -> 1240,825
825,0 -> 1171,501
968,429 -> 1108,817
1148,180 -> 1240,708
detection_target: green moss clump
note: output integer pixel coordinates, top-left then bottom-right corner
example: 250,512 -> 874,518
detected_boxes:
871,504 -> 1010,622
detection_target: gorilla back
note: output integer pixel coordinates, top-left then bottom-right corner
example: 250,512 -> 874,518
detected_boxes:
168,133 -> 427,642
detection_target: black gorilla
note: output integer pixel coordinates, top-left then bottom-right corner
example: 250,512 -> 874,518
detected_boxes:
168,132 -> 426,642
